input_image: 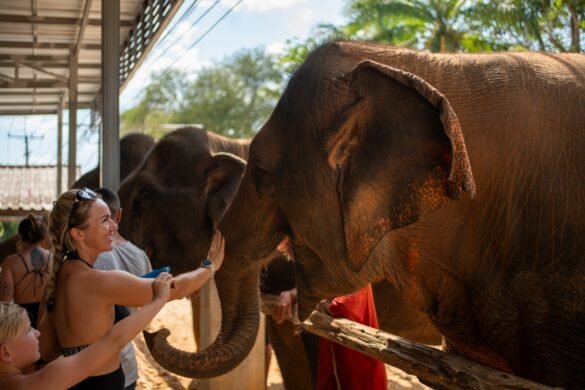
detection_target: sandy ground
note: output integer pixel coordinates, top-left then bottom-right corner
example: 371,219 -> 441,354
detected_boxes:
134,299 -> 429,390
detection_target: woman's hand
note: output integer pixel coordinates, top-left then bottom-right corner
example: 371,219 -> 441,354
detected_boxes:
207,230 -> 225,272
152,272 -> 173,302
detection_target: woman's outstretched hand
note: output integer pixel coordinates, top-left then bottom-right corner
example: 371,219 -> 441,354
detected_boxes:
207,230 -> 225,272
152,272 -> 173,302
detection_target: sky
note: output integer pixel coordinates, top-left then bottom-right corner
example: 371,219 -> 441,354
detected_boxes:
0,0 -> 346,174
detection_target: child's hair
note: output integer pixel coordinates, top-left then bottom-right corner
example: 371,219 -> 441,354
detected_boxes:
18,213 -> 48,245
0,303 -> 27,344
44,189 -> 97,312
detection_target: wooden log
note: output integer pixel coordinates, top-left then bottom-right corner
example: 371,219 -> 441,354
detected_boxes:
261,294 -> 560,389
300,310 -> 560,390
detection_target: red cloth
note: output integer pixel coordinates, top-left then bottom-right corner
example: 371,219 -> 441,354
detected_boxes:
316,284 -> 387,390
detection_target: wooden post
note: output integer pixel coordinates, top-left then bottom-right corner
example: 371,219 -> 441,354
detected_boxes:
199,280 -> 265,390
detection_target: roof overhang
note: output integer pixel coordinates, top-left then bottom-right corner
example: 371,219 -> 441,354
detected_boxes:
0,0 -> 184,117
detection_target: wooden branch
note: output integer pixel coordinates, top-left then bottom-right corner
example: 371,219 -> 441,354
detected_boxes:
299,310 -> 559,390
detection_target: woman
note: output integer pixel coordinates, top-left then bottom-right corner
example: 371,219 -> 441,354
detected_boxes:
0,214 -> 53,328
39,187 -> 224,389
0,273 -> 172,389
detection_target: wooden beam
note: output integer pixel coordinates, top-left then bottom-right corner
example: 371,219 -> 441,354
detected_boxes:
0,61 -> 100,70
0,90 -> 94,96
0,14 -> 132,27
18,63 -> 67,82
299,310 -> 559,390
0,109 -> 57,115
0,54 -> 70,62
74,0 -> 93,57
0,41 -> 101,50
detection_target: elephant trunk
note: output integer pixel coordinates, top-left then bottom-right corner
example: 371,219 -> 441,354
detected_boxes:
144,266 -> 260,378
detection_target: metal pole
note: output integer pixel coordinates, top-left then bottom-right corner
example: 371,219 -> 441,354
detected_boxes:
57,94 -> 63,196
68,50 -> 78,188
101,0 -> 120,190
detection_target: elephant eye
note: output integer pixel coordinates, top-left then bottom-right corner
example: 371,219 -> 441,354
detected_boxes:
138,188 -> 152,200
251,164 -> 274,195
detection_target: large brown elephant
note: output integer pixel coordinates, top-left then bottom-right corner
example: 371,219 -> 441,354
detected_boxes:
144,41 -> 585,388
121,127 -> 439,387
0,133 -> 154,265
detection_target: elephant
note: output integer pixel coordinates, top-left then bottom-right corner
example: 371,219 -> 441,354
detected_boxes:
0,133 -> 155,266
72,132 -> 155,188
143,41 -> 585,389
119,127 -> 440,387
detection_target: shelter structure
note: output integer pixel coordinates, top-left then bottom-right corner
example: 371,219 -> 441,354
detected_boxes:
0,0 -> 184,196
0,165 -> 78,218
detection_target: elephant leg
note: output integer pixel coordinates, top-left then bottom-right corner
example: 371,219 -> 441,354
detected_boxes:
267,316 -> 315,389
190,296 -> 201,350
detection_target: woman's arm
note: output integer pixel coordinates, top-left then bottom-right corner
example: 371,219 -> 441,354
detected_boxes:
0,256 -> 15,302
169,230 -> 225,300
8,273 -> 172,389
90,230 -> 225,305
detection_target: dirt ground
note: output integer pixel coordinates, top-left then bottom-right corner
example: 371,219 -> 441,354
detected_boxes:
134,299 -> 429,390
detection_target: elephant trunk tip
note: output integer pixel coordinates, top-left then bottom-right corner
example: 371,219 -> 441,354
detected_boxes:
143,328 -> 171,351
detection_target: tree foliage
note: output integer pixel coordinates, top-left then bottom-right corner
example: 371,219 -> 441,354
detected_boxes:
121,48 -> 284,139
468,0 -> 585,52
176,47 -> 284,138
281,0 -> 584,56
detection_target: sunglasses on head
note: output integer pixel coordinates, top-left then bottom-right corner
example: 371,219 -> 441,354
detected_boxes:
68,187 -> 98,227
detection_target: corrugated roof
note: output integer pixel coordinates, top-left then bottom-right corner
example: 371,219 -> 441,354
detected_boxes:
0,165 -> 78,215
0,0 -> 184,116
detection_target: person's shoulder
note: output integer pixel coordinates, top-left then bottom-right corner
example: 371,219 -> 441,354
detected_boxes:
0,373 -> 22,389
1,253 -> 19,268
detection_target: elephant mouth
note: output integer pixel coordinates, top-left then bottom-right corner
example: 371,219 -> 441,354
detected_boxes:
276,235 -> 295,259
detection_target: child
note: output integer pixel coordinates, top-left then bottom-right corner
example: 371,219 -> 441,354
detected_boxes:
0,273 -> 172,389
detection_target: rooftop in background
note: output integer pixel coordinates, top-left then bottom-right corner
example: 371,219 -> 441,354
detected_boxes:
0,165 -> 78,217
0,0 -> 185,117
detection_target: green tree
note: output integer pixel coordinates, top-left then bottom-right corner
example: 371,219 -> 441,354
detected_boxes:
0,221 -> 18,241
468,0 -> 585,52
175,47 -> 284,137
121,68 -> 188,137
343,0 -> 483,52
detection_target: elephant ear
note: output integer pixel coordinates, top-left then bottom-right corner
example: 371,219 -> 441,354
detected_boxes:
204,152 -> 247,229
328,60 -> 476,272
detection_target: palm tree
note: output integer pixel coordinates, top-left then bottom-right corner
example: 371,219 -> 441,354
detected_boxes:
343,0 -> 473,52
468,0 -> 584,52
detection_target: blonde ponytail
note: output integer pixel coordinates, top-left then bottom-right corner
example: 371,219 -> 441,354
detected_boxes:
44,190 -> 96,312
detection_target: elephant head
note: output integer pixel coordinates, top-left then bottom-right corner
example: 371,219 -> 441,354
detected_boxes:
118,127 -> 258,376
220,44 -> 474,321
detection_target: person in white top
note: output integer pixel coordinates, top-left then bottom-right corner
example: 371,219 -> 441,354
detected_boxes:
93,187 -> 152,390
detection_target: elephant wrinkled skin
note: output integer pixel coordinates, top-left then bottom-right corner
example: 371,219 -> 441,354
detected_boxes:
147,42 -> 585,388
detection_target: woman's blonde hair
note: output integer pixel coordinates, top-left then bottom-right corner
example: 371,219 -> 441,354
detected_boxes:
44,189 -> 97,312
0,303 -> 27,344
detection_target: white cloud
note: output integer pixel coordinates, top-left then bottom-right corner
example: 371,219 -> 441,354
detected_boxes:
265,42 -> 285,55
